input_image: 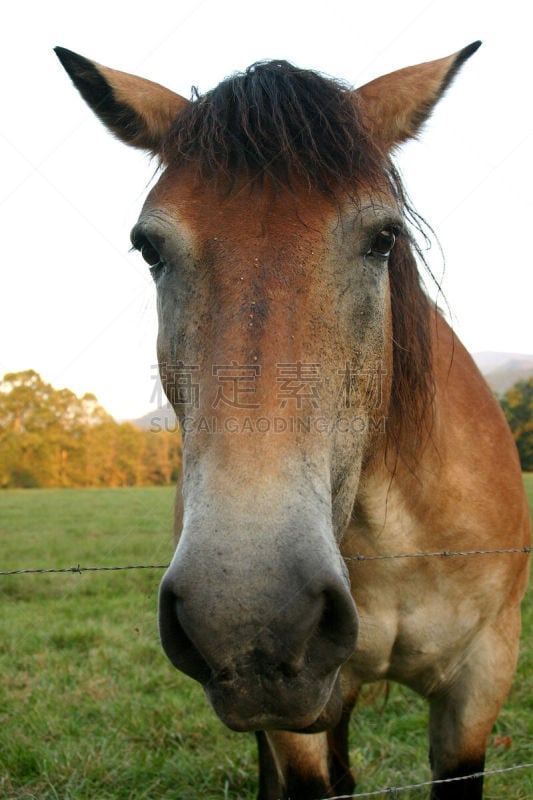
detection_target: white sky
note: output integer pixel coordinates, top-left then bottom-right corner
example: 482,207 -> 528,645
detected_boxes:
1,0 -> 531,419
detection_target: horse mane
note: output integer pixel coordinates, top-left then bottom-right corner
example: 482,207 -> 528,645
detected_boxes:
386,216 -> 435,460
162,60 -> 388,192
162,61 -> 435,458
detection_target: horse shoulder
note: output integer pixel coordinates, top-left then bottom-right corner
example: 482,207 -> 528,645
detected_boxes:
341,314 -> 530,691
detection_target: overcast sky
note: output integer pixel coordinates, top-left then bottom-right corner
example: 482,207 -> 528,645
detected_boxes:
1,0 -> 531,419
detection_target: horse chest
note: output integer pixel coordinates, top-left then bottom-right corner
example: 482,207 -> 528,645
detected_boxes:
345,560 -> 483,694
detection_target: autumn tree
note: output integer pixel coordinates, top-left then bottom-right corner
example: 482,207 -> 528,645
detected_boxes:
0,370 -> 180,488
500,377 -> 533,471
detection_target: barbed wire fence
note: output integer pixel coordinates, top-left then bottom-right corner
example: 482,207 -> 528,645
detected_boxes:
2,545 -> 531,797
1,545 -> 530,576
329,762 -> 533,799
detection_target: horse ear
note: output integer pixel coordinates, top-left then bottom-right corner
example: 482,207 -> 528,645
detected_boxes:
54,47 -> 189,153
355,41 -> 481,152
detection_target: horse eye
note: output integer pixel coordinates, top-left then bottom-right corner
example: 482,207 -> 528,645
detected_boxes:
139,240 -> 161,268
368,228 -> 397,259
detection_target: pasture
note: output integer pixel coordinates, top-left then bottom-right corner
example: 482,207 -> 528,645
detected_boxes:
0,481 -> 531,799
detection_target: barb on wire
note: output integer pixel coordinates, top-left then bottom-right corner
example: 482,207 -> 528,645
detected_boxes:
327,761 -> 533,799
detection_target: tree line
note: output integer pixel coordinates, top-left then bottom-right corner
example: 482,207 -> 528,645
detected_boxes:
1,369 -> 532,489
0,371 -> 181,488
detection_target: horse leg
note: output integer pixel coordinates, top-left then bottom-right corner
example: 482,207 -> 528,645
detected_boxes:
427,613 -> 521,800
257,731 -> 332,800
326,693 -> 358,795
429,687 -> 487,800
256,696 -> 357,800
256,731 -> 283,800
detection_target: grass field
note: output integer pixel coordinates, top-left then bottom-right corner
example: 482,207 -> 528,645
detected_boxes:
0,480 -> 531,800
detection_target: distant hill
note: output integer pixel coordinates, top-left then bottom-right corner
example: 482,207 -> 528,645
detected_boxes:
474,353 -> 533,396
133,404 -> 177,432
130,353 -> 533,428
473,351 -> 533,374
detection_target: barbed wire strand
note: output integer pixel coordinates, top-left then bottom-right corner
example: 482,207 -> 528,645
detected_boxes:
344,546 -> 531,562
0,563 -> 168,576
327,762 -> 533,799
0,546 -> 530,576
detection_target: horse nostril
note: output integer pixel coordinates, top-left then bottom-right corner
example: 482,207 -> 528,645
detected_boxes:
314,583 -> 359,666
216,666 -> 236,684
158,579 -> 211,684
278,661 -> 300,679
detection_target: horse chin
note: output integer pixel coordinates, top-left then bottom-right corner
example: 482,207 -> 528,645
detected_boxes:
207,673 -> 343,734
292,675 -> 343,733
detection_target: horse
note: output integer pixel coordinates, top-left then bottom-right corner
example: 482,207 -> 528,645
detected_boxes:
55,43 -> 530,799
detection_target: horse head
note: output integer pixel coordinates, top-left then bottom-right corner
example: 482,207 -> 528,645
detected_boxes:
55,43 -> 480,733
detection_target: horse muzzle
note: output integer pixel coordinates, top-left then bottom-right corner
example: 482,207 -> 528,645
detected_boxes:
158,546 -> 358,732
205,666 -> 346,733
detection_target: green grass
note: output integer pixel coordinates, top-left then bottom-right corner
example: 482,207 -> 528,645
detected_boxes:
0,481 -> 531,799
